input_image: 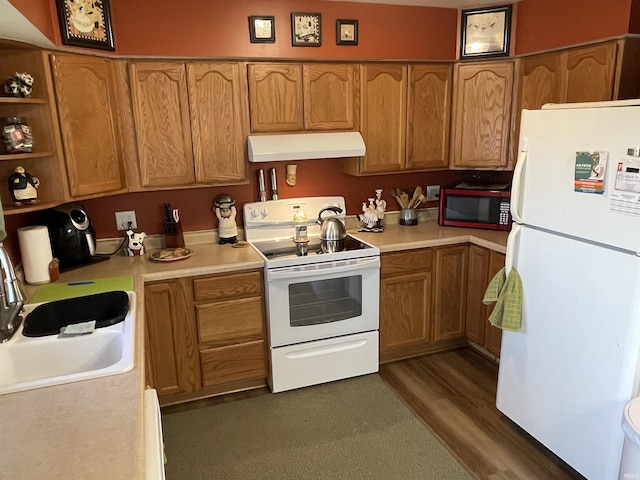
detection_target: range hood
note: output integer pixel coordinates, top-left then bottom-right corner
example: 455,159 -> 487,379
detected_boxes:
247,132 -> 366,162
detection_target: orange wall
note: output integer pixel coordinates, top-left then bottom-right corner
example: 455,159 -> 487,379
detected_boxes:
514,0 -> 634,54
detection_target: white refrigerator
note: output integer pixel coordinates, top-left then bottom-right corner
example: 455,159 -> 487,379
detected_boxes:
498,100 -> 640,480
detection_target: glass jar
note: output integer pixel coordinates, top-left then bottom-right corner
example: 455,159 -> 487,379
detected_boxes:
1,116 -> 33,154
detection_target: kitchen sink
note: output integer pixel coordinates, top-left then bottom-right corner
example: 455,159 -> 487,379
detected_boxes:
0,292 -> 135,395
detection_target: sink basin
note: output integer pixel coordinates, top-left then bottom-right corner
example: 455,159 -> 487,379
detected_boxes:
0,292 -> 135,395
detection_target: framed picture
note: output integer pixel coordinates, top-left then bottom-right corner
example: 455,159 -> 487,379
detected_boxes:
336,19 -> 358,46
460,5 -> 511,60
55,0 -> 115,51
249,16 -> 275,44
291,12 -> 321,47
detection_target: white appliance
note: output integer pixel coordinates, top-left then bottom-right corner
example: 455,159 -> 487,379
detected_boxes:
144,388 -> 165,480
498,100 -> 640,480
244,196 -> 380,393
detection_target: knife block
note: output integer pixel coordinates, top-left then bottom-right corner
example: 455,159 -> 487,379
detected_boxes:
164,222 -> 185,248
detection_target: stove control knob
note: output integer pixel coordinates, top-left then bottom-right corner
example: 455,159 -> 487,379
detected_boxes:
250,208 -> 260,220
261,207 -> 269,219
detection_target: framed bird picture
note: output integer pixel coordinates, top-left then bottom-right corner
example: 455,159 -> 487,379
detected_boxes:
460,5 -> 511,60
56,0 -> 115,51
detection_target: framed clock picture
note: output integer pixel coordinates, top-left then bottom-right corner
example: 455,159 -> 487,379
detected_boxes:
460,5 -> 511,60
291,12 -> 321,46
55,0 -> 115,51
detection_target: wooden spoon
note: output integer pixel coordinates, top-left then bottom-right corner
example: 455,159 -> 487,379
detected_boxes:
399,191 -> 410,209
388,187 -> 404,208
409,186 -> 422,208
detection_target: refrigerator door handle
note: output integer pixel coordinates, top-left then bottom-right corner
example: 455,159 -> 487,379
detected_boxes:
505,223 -> 520,275
510,150 -> 527,224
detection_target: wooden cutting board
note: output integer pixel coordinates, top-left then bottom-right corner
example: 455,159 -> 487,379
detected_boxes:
28,275 -> 134,303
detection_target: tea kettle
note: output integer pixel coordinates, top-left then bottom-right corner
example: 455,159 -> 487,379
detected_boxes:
317,206 -> 347,253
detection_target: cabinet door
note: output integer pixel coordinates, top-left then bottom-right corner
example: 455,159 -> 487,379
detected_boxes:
303,64 -> 356,130
51,54 -> 125,196
406,63 -> 452,170
465,244 -> 490,345
247,64 -> 303,132
484,251 -> 505,357
380,249 -> 433,362
561,42 -> 617,103
187,62 -> 248,184
144,279 -> 199,397
451,61 -> 514,169
359,64 -> 407,173
129,62 -> 195,187
433,245 -> 468,341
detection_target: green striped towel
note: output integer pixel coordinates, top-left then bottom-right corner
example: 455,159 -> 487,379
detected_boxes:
483,267 -> 522,332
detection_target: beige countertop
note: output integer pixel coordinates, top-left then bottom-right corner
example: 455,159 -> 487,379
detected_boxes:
0,217 -> 506,479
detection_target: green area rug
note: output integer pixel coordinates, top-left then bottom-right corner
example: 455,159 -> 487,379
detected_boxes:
161,374 -> 472,479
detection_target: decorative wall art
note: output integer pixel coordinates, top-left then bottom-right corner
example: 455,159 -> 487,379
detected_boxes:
291,12 -> 321,46
56,0 -> 115,51
336,19 -> 358,46
460,5 -> 511,60
249,16 -> 275,43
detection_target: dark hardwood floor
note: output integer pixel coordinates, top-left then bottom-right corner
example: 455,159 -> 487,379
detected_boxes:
379,347 -> 585,480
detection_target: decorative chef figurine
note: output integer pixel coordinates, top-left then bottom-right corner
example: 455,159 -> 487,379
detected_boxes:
8,166 -> 39,205
213,194 -> 238,244
357,189 -> 385,233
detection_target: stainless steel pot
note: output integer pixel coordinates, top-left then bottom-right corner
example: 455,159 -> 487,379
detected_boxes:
317,206 -> 346,253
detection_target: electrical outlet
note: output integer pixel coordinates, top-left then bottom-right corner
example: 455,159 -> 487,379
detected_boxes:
115,211 -> 137,230
426,185 -> 440,201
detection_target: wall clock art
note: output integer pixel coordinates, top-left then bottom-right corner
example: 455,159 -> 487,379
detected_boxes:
291,12 -> 321,47
460,5 -> 511,60
56,0 -> 115,51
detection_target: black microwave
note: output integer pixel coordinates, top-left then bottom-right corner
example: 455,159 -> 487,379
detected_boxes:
438,184 -> 512,231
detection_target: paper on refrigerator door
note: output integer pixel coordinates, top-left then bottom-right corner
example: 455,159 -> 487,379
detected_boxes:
574,151 -> 607,194
610,155 -> 640,217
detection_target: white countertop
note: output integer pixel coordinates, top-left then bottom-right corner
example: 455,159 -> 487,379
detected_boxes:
0,217 -> 507,479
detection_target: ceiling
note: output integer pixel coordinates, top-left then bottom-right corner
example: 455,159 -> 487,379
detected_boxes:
322,0 -> 520,8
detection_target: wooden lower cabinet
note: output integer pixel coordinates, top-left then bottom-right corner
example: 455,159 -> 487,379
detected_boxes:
465,245 -> 505,357
144,269 -> 267,404
380,245 -> 469,362
433,245 -> 469,341
144,278 -> 199,397
380,249 -> 433,362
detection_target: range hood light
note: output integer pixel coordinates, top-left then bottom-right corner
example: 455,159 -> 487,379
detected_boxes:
247,132 -> 366,162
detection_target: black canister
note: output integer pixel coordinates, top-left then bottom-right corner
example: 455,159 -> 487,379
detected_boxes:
1,116 -> 33,153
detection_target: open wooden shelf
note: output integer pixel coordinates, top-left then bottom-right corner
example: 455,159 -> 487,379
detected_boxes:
0,97 -> 46,105
0,151 -> 54,161
2,200 -> 62,215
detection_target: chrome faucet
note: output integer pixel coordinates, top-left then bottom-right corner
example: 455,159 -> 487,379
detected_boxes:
0,245 -> 25,343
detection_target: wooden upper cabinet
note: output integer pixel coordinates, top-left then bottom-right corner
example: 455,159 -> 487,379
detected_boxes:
406,63 -> 452,170
187,62 -> 248,184
303,64 -> 356,130
561,42 -> 617,103
129,62 -> 195,187
247,63 -> 303,132
358,64 -> 407,173
50,53 -> 125,196
451,61 -> 514,170
518,52 -> 563,111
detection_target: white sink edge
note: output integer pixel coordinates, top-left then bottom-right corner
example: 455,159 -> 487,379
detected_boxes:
0,292 -> 136,396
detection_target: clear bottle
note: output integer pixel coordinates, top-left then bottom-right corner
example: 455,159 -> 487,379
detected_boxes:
1,116 -> 33,153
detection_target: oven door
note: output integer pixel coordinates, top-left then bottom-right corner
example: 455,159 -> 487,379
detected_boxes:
265,256 -> 380,348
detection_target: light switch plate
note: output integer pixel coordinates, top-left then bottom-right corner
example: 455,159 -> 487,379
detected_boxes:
426,185 -> 440,201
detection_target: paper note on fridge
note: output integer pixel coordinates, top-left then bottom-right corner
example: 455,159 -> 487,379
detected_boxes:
609,157 -> 640,217
574,151 -> 607,194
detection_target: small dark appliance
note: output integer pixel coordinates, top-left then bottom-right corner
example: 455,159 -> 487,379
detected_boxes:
438,183 -> 512,231
46,203 -> 97,269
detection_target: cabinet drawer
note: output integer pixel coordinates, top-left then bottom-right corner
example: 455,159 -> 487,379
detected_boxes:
196,297 -> 264,345
381,249 -> 433,277
193,271 -> 262,302
200,340 -> 266,387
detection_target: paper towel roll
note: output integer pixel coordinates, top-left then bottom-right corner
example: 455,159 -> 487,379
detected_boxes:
18,225 -> 53,284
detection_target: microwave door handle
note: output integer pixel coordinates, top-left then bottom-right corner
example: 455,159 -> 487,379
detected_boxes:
268,257 -> 380,281
510,150 -> 527,224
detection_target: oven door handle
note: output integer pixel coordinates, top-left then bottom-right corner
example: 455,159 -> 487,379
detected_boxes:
268,257 -> 380,281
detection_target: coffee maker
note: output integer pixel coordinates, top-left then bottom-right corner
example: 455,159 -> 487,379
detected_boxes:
46,203 -> 96,269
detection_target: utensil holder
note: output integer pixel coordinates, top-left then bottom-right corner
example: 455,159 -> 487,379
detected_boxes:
399,208 -> 417,226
